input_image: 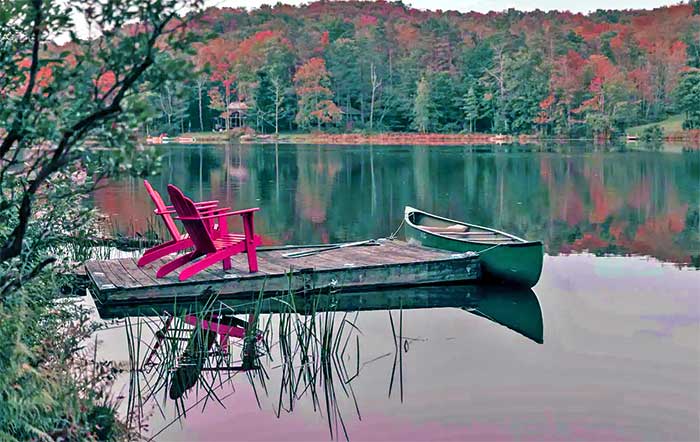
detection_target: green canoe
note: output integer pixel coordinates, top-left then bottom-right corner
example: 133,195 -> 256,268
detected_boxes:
404,206 -> 544,288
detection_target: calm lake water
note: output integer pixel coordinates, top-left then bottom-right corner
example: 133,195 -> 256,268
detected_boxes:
91,143 -> 700,441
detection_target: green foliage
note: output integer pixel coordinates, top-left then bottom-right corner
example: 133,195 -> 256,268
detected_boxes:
429,72 -> 461,132
0,0 -> 199,439
674,70 -> 700,129
412,75 -> 433,133
461,86 -> 480,132
126,2 -> 700,138
503,48 -> 549,134
585,112 -> 612,136
641,125 -> 664,141
252,71 -> 277,132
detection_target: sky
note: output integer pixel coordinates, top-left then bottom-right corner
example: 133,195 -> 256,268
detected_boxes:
206,0 -> 682,14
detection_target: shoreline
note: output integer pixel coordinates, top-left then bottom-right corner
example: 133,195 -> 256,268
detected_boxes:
147,130 -> 700,147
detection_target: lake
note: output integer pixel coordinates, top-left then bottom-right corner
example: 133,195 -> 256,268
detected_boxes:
90,143 -> 700,441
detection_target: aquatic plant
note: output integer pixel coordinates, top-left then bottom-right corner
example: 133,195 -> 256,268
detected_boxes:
0,0 -> 202,438
123,284 -> 365,441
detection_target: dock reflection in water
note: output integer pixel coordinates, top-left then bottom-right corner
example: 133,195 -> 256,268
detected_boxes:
114,284 -> 543,439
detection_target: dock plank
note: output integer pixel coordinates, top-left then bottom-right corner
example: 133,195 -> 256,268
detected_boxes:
86,240 -> 481,305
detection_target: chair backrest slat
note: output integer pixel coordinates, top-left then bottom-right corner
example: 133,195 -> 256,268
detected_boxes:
167,184 -> 217,253
144,180 -> 181,241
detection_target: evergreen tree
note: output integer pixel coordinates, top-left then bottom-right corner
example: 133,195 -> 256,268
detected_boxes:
413,75 -> 433,133
675,71 -> 700,129
462,86 -> 479,132
430,72 -> 460,132
253,71 -> 276,133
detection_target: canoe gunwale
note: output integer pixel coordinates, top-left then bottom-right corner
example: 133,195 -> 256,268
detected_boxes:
404,206 -> 542,248
403,206 -> 544,288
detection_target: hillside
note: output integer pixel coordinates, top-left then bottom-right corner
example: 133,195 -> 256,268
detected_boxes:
154,1 -> 700,138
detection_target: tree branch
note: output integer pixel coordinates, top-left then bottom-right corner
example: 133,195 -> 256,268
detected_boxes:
0,0 -> 44,160
0,14 -> 173,263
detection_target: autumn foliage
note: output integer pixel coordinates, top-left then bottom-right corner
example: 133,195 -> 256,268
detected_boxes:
149,1 -> 700,137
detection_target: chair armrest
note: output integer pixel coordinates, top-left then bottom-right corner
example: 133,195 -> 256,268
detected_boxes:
197,207 -> 231,215
164,200 -> 218,209
226,207 -> 260,216
176,207 -> 259,221
155,202 -> 220,215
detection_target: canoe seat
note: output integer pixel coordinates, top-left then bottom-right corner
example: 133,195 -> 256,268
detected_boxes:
422,224 -> 469,233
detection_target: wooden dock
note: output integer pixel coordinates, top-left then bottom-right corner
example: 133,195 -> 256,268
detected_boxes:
86,240 -> 481,304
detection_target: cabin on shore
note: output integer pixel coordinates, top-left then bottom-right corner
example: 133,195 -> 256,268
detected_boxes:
213,101 -> 249,130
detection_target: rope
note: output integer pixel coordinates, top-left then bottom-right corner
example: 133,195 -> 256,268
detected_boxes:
389,218 -> 405,240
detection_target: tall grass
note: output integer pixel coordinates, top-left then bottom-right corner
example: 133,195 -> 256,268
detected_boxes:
122,284 -> 366,441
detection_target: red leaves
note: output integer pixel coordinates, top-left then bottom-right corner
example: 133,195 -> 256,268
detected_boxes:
551,50 -> 586,103
358,14 -> 378,28
198,37 -> 238,83
11,57 -> 54,97
310,100 -> 342,124
293,57 -> 330,86
534,94 -> 555,125
320,31 -> 330,47
575,22 -> 616,42
294,58 -> 340,127
95,71 -> 116,98
539,94 -> 555,110
587,54 -> 619,83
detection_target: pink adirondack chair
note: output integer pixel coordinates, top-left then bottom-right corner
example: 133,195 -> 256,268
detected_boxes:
155,184 -> 261,281
137,180 -> 221,267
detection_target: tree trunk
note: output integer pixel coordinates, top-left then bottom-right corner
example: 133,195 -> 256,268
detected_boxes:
274,81 -> 280,135
369,63 -> 381,132
197,78 -> 204,132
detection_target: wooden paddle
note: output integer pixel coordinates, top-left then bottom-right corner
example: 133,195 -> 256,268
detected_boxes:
282,239 -> 380,258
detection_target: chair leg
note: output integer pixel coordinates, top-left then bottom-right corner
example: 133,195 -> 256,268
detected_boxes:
138,239 -> 194,267
156,251 -> 201,278
219,214 -> 231,270
241,213 -> 258,273
178,243 -> 246,281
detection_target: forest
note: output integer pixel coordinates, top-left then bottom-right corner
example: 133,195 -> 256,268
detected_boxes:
146,1 -> 700,139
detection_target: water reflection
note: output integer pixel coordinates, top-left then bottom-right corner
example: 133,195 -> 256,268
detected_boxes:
93,143 -> 700,268
117,284 -> 543,439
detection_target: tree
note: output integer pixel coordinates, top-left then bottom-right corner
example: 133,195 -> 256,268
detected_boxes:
253,71 -> 276,133
369,62 -> 382,131
504,48 -> 549,134
325,38 -> 362,127
155,81 -> 190,133
191,44 -> 212,132
413,75 -> 433,132
674,70 -> 700,129
199,38 -> 239,131
0,0 -> 199,438
481,35 -> 515,133
429,71 -> 460,132
293,58 -> 341,130
259,34 -> 295,135
461,86 -> 480,132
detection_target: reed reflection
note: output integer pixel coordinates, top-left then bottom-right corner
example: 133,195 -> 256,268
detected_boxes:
117,284 -> 543,440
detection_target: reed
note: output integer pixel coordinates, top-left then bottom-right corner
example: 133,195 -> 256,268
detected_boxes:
122,280 -> 366,441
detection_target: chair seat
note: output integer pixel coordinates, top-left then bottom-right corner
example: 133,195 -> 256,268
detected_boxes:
213,233 -> 246,248
159,184 -> 260,281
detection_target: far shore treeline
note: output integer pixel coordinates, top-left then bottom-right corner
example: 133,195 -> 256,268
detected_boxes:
138,1 -> 700,139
